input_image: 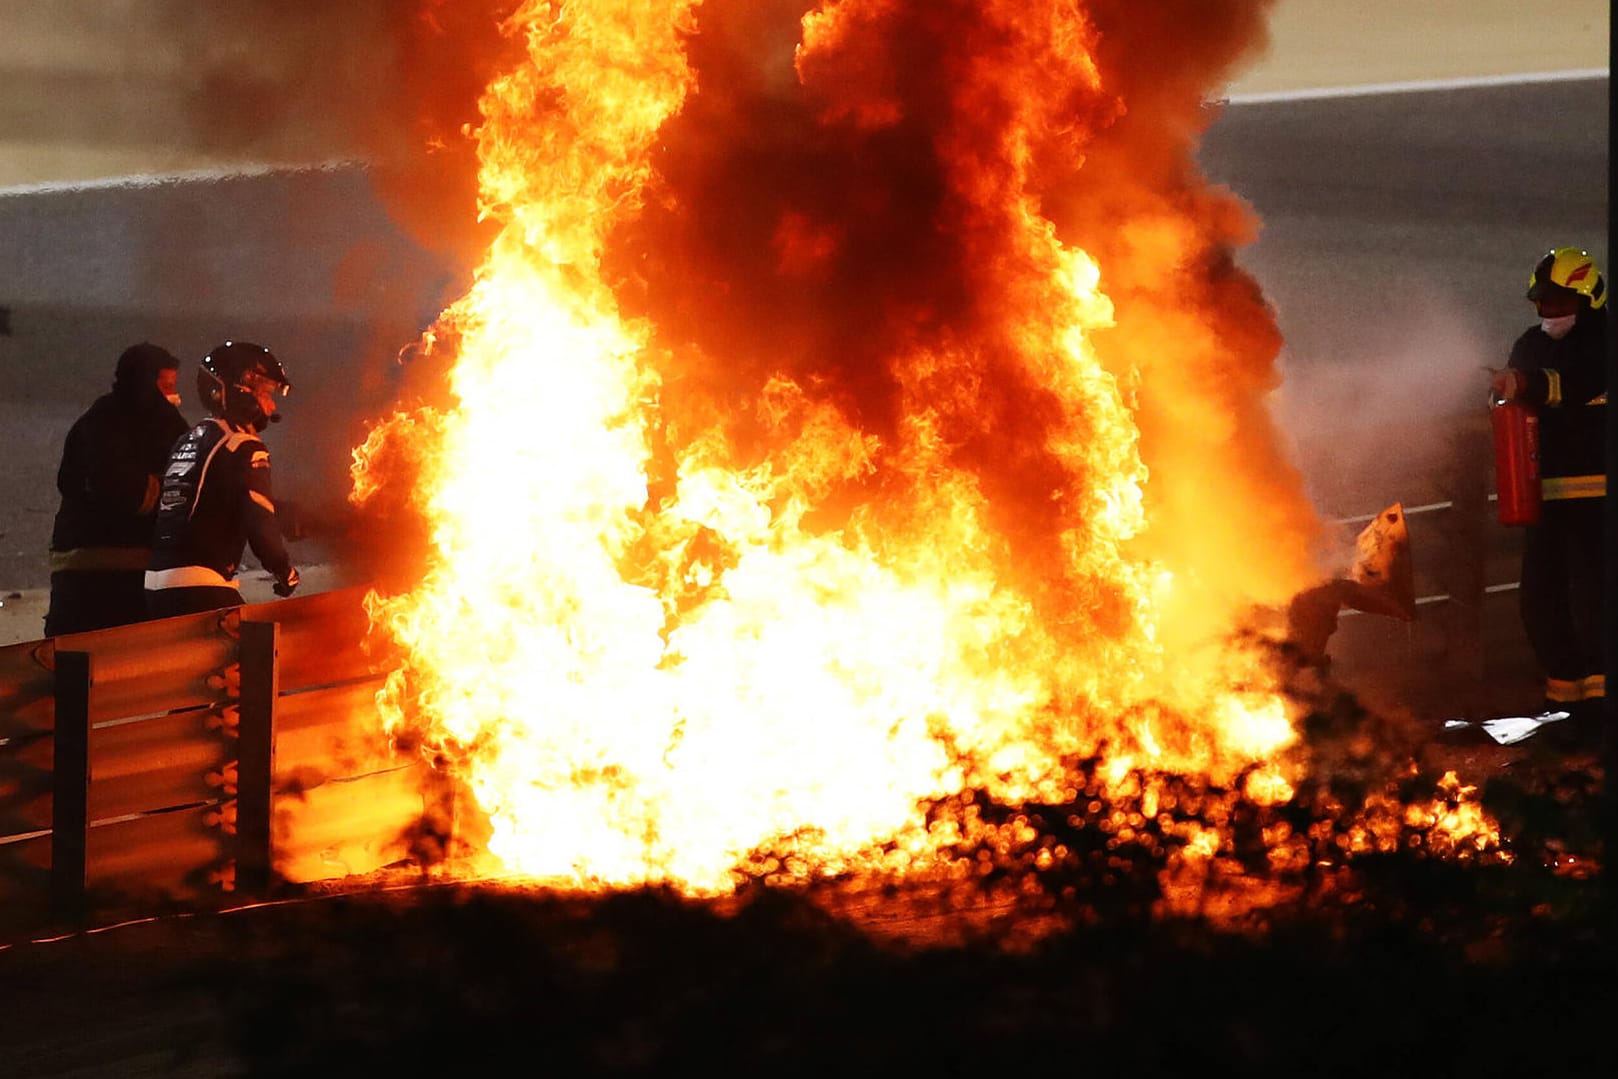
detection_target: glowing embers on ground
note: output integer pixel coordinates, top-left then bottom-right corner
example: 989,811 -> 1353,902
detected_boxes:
348,0 -> 1502,900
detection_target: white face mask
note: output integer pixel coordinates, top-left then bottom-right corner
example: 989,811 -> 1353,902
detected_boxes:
1541,313 -> 1577,339
165,393 -> 183,408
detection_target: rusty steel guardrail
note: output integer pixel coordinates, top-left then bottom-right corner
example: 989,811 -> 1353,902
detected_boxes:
0,586 -> 451,937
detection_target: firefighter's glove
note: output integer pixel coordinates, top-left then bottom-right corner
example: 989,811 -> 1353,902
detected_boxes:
273,567 -> 300,598
1488,368 -> 1523,403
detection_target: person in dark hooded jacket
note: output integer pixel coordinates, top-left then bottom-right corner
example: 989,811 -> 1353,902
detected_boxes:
44,343 -> 190,636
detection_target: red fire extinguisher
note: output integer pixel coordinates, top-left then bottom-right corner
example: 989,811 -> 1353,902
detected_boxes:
1490,392 -> 1540,526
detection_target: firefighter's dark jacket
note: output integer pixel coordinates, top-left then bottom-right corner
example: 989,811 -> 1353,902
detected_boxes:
1507,306 -> 1609,494
147,418 -> 293,589
50,382 -> 190,568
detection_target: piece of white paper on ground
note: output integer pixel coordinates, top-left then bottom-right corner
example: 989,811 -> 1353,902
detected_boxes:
1442,711 -> 1571,746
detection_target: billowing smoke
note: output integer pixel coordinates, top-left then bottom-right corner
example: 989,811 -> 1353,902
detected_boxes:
1273,295 -> 1495,512
123,0 -> 517,265
591,0 -> 1320,627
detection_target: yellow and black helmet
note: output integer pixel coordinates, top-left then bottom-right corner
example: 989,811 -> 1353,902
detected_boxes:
1526,246 -> 1606,309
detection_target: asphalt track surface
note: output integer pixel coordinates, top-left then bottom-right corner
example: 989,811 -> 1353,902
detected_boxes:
0,75 -> 1607,602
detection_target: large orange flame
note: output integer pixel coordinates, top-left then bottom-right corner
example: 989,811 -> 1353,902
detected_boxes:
350,0 -> 1480,897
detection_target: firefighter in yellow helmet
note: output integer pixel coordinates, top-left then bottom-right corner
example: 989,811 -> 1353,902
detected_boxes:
1488,246 -> 1609,747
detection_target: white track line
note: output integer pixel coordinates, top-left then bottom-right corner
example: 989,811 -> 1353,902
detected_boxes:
1224,67 -> 1608,105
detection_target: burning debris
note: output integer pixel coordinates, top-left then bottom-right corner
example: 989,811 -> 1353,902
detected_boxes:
339,0 -> 1536,911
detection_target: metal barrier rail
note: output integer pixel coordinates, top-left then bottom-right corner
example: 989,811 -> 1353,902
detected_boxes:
0,586 -> 442,935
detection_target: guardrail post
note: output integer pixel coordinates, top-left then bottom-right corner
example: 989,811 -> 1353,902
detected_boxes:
237,620 -> 278,896
50,649 -> 91,925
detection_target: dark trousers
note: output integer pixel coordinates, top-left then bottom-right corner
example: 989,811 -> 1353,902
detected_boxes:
44,569 -> 151,637
145,586 -> 243,620
1519,498 -> 1603,689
